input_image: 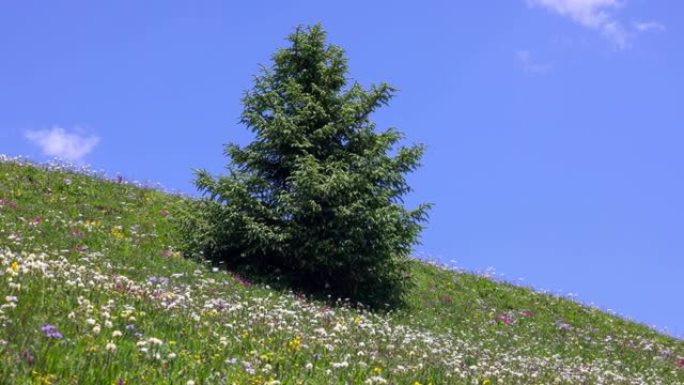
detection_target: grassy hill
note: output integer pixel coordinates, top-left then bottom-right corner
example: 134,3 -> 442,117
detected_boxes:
0,156 -> 682,384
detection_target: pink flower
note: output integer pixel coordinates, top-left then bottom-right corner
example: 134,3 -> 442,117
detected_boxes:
30,216 -> 42,226
496,313 -> 513,325
232,274 -> 251,288
520,310 -> 534,318
677,359 -> 684,367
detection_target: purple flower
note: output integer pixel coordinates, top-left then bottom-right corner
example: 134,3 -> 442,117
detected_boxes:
22,349 -> 34,365
40,324 -> 63,339
147,276 -> 169,285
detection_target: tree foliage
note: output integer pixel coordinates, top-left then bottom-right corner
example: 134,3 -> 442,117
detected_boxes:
182,24 -> 430,307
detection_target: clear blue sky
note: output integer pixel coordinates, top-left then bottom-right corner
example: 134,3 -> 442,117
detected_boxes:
1,1 -> 682,337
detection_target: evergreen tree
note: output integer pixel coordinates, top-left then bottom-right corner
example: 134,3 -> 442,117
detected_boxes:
186,24 -> 430,306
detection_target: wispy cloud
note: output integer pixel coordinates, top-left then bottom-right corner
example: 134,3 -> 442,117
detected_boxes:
526,0 -> 663,50
633,21 -> 665,32
516,50 -> 551,74
25,127 -> 99,162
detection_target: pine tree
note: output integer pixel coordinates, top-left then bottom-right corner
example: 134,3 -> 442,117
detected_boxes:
187,24 -> 430,306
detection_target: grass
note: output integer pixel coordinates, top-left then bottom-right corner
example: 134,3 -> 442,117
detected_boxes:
0,155 -> 682,384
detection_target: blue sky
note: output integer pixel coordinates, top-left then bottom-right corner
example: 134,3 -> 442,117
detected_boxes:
1,1 -> 682,337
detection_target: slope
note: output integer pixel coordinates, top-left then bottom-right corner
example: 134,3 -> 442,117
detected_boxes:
0,157 -> 682,384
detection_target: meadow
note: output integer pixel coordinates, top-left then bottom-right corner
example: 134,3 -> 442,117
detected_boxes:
0,155 -> 682,384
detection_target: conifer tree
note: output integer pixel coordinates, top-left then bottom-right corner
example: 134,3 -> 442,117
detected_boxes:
188,24 -> 430,306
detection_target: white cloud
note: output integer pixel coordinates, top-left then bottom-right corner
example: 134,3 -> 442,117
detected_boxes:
527,0 -> 663,50
633,21 -> 665,32
516,50 -> 551,73
25,127 -> 99,162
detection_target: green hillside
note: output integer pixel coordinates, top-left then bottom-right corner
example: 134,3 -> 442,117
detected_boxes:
0,157 -> 682,384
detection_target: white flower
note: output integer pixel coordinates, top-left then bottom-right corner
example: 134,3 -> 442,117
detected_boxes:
332,361 -> 349,369
92,325 -> 101,335
105,341 -> 117,352
168,352 -> 177,359
86,318 -> 96,326
187,381 -> 196,385
112,330 -> 122,338
5,296 -> 17,303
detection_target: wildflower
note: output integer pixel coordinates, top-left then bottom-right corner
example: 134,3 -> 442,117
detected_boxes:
373,367 -> 382,375
112,330 -> 122,338
287,336 -> 302,352
40,325 -> 63,339
22,349 -> 34,365
332,361 -> 349,369
496,313 -> 513,326
111,226 -> 125,240
5,296 -> 18,303
678,359 -> 684,367
105,341 -> 117,352
187,381 -> 196,385
168,352 -> 177,359
10,261 -> 19,273
92,325 -> 101,335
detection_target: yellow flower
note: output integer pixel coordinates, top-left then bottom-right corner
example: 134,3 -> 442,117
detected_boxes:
10,261 -> 19,273
287,335 -> 302,352
111,226 -> 125,240
373,367 -> 382,375
482,379 -> 491,385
